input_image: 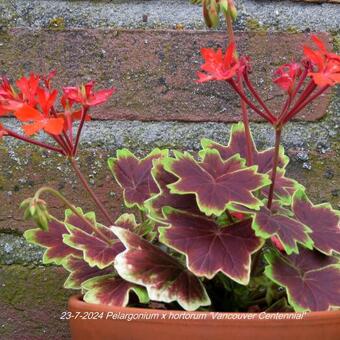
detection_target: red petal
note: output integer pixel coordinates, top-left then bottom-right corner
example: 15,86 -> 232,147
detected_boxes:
0,99 -> 24,113
329,73 -> 340,84
23,121 -> 45,136
303,47 -> 324,70
200,48 -> 217,61
43,117 -> 65,135
0,123 -> 7,138
87,88 -> 116,106
15,104 -> 43,122
311,35 -> 327,52
63,87 -> 82,103
196,72 -> 213,83
224,42 -> 236,67
309,73 -> 332,87
71,110 -> 91,121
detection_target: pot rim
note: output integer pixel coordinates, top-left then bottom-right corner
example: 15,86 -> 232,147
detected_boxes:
69,295 -> 340,322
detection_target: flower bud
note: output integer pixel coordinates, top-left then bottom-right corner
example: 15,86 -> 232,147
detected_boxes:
219,0 -> 229,16
202,0 -> 220,28
228,0 -> 238,22
20,197 -> 50,231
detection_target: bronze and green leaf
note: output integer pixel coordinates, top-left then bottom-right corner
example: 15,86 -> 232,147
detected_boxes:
164,149 -> 270,216
201,122 -> 289,173
63,210 -> 124,269
108,149 -> 168,209
265,249 -> 340,312
112,226 -> 211,311
159,208 -> 264,284
253,206 -> 313,255
292,190 -> 340,256
24,217 -> 81,265
63,255 -> 112,289
82,274 -> 149,307
145,158 -> 200,221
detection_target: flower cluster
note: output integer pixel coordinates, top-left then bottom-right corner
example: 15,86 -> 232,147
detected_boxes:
0,72 -> 115,156
197,35 -> 340,127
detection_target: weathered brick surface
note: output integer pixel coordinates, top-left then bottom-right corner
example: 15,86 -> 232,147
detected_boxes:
0,265 -> 71,340
0,29 -> 331,122
0,145 -> 123,232
0,117 -> 339,233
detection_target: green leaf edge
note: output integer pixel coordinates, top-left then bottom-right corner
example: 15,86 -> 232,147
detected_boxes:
108,148 -> 168,209
164,149 -> 271,217
292,189 -> 340,256
82,274 -> 150,307
159,207 -> 265,285
252,210 -> 314,255
264,251 -> 340,312
112,226 -> 211,311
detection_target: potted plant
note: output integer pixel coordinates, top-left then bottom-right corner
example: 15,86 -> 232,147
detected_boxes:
0,1 -> 339,339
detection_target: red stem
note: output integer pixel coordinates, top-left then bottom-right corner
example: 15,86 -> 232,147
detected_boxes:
283,85 -> 328,124
243,71 -> 274,120
291,65 -> 309,99
225,12 -> 253,165
53,134 -> 72,155
279,81 -> 316,125
6,129 -> 65,155
267,128 -> 282,210
50,105 -> 74,153
238,76 -> 254,165
229,79 -> 276,124
69,157 -> 114,225
73,106 -> 88,156
277,94 -> 292,123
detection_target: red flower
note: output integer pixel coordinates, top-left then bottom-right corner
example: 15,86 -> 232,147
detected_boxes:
0,123 -> 7,138
0,77 -> 23,115
16,73 -> 40,106
63,81 -> 116,107
197,42 -> 240,83
273,62 -> 302,93
0,74 -> 44,115
37,88 -> 58,115
304,35 -> 340,87
42,70 -> 57,89
230,211 -> 245,220
271,236 -> 285,252
15,104 -> 64,136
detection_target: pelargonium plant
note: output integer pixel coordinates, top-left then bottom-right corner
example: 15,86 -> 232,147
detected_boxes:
1,1 -> 339,313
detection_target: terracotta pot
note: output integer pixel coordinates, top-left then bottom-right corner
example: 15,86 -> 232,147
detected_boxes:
68,295 -> 340,340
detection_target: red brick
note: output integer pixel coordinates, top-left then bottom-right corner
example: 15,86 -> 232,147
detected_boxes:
1,29 -> 331,122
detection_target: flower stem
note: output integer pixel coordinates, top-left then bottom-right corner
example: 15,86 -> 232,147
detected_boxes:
243,71 -> 274,120
224,12 -> 253,165
291,65 -> 309,99
34,186 -> 112,243
277,93 -> 292,123
279,81 -> 316,125
68,157 -> 114,226
283,85 -> 328,124
73,106 -> 88,156
267,127 -> 282,210
50,105 -> 74,153
238,77 -> 254,165
6,129 -> 65,155
229,79 -> 276,124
